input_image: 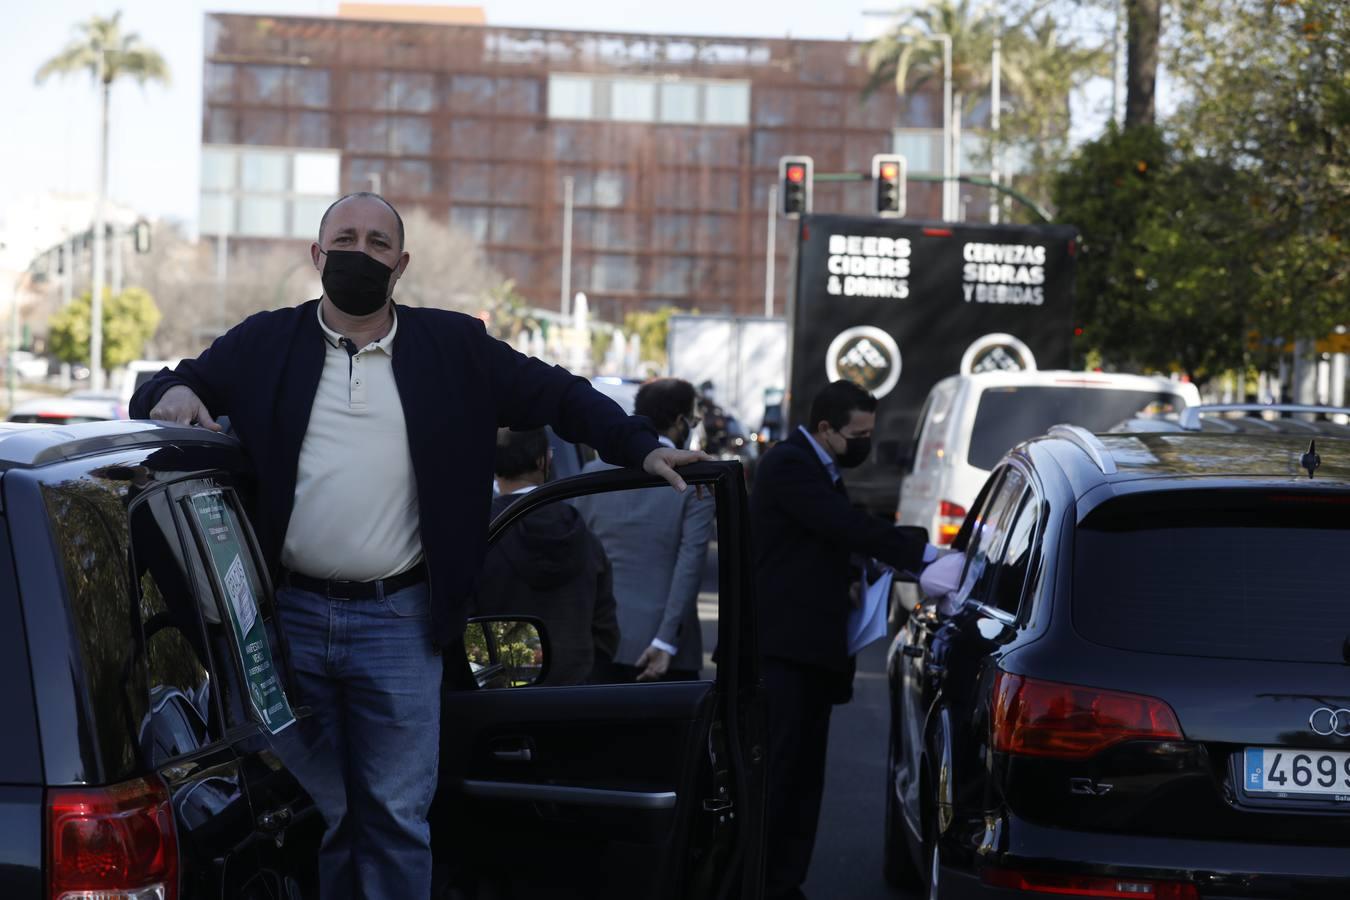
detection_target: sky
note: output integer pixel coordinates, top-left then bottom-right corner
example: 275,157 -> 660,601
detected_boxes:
1,0 -> 1125,238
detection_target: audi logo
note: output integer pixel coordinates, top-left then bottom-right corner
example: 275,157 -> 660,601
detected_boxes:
1308,707 -> 1350,737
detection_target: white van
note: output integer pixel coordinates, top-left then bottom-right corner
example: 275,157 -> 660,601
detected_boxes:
896,369 -> 1199,560
120,359 -> 181,415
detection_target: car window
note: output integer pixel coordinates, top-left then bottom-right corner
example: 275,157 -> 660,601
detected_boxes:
987,489 -> 1040,616
42,479 -> 148,781
130,492 -> 238,764
955,467 -> 1026,610
968,386 -> 1185,470
178,486 -> 296,734
1074,492 -> 1350,664
471,483 -> 719,688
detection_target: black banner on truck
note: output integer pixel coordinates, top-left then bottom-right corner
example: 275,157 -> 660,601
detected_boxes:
788,214 -> 1077,515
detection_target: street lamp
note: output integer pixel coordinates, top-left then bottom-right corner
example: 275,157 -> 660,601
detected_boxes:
937,33 -> 954,222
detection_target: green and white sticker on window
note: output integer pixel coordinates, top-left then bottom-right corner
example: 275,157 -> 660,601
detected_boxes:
189,490 -> 295,735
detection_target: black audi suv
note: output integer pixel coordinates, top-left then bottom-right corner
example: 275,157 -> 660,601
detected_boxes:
885,424 -> 1350,899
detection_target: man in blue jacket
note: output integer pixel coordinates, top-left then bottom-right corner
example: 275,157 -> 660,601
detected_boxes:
131,191 -> 703,900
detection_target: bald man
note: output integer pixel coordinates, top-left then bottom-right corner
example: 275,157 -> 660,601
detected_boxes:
131,192 -> 705,899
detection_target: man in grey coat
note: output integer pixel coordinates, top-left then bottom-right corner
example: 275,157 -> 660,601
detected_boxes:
573,378 -> 716,681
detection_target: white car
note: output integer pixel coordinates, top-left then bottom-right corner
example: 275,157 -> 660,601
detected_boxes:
894,370 -> 1199,610
8,392 -> 125,424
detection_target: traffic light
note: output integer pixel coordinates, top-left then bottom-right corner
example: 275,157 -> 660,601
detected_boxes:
133,220 -> 152,254
872,153 -> 906,217
779,156 -> 813,218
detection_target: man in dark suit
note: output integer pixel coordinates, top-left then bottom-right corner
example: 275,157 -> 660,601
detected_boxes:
476,427 -> 619,685
751,380 -> 936,900
129,192 -> 705,900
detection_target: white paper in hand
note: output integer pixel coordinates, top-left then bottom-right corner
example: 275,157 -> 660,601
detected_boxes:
847,567 -> 892,656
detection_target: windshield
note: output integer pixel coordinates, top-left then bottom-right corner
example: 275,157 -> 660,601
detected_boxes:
1073,494 -> 1350,664
968,386 -> 1183,469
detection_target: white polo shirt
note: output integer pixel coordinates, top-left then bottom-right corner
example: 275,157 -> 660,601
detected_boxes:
280,304 -> 422,581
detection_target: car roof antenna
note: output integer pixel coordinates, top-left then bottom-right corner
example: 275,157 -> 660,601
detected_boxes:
1300,440 -> 1321,479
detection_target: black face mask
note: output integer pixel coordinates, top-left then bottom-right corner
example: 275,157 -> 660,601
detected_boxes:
320,249 -> 394,317
834,433 -> 872,469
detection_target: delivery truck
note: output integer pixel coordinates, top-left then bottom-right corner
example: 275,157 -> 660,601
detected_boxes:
786,214 -> 1078,517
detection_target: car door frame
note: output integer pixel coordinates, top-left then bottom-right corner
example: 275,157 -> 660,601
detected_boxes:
438,459 -> 764,900
156,473 -> 324,897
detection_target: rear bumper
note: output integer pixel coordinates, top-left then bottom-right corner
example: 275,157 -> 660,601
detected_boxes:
941,813 -> 1350,898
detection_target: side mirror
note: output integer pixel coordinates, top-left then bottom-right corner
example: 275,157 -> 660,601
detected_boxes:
462,617 -> 549,690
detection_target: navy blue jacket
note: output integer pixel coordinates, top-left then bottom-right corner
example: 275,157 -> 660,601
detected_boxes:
750,429 -> 926,674
130,299 -> 660,646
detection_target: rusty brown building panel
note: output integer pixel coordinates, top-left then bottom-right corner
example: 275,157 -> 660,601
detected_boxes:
201,13 -> 946,319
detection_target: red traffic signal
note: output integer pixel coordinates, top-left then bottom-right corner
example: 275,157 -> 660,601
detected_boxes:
779,156 -> 813,217
872,153 -> 906,218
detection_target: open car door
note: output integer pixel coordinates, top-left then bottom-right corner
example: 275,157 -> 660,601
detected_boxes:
432,461 -> 765,899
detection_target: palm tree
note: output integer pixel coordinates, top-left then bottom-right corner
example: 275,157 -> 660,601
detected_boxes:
999,15 -> 1109,212
864,0 -> 1007,218
37,12 -> 169,390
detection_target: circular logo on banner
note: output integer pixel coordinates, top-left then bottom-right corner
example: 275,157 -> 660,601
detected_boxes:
825,326 -> 902,398
960,333 -> 1037,375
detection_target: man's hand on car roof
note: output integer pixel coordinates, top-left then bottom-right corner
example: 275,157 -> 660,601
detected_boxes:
148,385 -> 222,432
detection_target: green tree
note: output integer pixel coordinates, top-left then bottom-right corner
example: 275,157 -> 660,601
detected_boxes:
999,13 -> 1109,215
484,280 -> 538,343
50,287 -> 162,371
865,0 -> 1006,136
37,11 -> 169,389
622,306 -> 683,370
1168,0 -> 1349,348
1054,126 -> 1263,381
865,1 -> 1106,214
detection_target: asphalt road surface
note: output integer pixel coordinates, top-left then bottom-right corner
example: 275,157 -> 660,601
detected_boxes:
698,545 -> 916,900
802,636 -> 915,900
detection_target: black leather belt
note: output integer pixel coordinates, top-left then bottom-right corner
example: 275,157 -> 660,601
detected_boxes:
284,562 -> 427,601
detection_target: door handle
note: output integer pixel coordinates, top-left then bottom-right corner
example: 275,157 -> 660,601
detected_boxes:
256,807 -> 292,833
490,737 -> 535,763
492,748 -> 533,762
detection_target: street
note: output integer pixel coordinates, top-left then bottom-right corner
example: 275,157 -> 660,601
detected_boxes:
803,637 -> 910,900
700,549 -> 914,900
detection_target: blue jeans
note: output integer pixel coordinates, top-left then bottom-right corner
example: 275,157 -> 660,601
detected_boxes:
275,580 -> 443,900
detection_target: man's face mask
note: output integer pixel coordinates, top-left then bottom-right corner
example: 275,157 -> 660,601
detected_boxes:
832,430 -> 872,469
319,249 -> 394,317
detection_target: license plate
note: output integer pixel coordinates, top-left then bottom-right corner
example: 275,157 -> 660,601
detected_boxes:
1244,748 -> 1350,801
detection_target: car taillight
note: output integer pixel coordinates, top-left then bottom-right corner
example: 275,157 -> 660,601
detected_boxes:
936,500 -> 965,545
982,868 -> 1198,899
992,672 -> 1183,759
47,776 -> 178,900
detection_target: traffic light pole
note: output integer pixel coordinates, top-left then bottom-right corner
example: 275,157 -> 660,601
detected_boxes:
810,171 -> 1052,223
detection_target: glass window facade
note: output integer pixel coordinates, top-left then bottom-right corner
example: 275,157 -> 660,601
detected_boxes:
659,83 -> 700,124
704,82 -> 751,125
202,15 -> 930,316
548,75 -> 594,119
199,146 -> 340,238
547,74 -> 751,127
611,80 -> 656,122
